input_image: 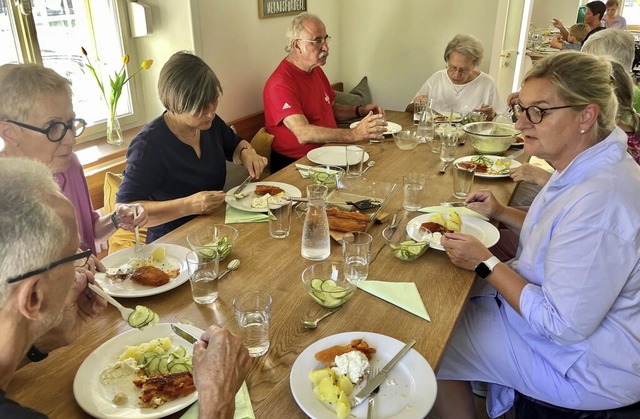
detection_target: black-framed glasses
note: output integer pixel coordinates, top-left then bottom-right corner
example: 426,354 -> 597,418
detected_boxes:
7,118 -> 87,142
297,35 -> 331,47
7,249 -> 91,284
512,102 -> 586,124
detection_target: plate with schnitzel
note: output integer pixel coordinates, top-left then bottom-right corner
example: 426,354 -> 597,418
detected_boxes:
73,323 -> 201,419
97,244 -> 190,298
225,181 -> 302,213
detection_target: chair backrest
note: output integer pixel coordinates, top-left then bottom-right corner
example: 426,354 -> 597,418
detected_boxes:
250,127 -> 274,180
103,172 -> 148,254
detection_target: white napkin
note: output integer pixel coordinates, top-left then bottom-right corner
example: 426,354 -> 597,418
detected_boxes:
419,206 -> 489,221
295,163 -> 312,178
357,280 -> 430,321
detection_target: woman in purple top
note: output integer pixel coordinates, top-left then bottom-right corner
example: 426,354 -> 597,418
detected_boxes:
0,63 -> 147,255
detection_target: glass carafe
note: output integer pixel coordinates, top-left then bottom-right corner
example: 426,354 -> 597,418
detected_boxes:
301,185 -> 330,260
417,98 -> 435,144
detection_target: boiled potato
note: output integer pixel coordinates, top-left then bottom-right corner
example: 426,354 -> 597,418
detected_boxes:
429,213 -> 446,227
316,376 -> 340,404
337,374 -> 353,395
118,337 -> 171,361
448,209 -> 461,227
151,246 -> 165,262
336,391 -> 351,419
309,368 -> 334,386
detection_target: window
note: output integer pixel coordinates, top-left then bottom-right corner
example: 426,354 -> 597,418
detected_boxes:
622,0 -> 640,26
0,0 -> 141,139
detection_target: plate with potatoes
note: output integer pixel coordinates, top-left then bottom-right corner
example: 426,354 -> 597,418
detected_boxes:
408,211 -> 499,251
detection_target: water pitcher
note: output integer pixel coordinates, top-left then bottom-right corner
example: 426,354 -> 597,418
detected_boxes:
301,185 -> 330,260
417,99 -> 435,144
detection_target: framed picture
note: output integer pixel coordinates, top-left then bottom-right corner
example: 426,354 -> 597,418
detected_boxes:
258,0 -> 307,19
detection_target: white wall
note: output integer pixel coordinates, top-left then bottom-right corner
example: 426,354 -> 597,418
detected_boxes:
530,0 -> 582,29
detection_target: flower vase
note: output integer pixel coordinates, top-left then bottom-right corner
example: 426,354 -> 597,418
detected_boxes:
106,112 -> 124,146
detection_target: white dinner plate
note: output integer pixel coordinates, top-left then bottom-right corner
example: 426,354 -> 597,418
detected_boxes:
225,181 -> 302,213
97,244 -> 190,298
408,213 -> 500,251
433,113 -> 463,123
306,146 -> 371,167
453,155 -> 522,179
290,331 -> 437,419
349,120 -> 402,136
73,323 -> 202,419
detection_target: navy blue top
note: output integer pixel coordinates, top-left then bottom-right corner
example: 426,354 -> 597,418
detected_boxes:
117,113 -> 241,242
0,389 -> 46,418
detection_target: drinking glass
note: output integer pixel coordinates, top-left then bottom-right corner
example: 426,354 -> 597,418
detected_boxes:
233,291 -> 272,357
186,250 -> 219,304
345,145 -> 365,177
440,131 -> 458,163
342,231 -> 372,282
267,195 -> 292,239
453,163 -> 476,199
403,173 -> 426,211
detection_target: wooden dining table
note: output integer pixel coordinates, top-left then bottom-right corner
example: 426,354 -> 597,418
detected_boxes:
8,110 -> 525,418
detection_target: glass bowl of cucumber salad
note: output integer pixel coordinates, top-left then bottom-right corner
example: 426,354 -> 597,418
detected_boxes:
302,262 -> 359,308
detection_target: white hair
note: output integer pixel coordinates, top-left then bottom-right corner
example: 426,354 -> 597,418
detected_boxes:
582,29 -> 635,70
285,12 -> 322,53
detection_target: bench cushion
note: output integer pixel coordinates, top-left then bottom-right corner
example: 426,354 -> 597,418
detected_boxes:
104,172 -> 147,254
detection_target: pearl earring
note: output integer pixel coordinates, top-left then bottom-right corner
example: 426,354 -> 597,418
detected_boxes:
580,129 -> 585,134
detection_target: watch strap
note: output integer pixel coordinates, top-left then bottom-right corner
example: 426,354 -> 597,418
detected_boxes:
475,256 -> 501,280
26,345 -> 48,362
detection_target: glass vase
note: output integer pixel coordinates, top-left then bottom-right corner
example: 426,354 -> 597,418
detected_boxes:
106,112 -> 124,146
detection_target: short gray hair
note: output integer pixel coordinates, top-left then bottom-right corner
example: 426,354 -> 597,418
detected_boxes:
444,34 -> 484,67
285,12 -> 322,53
524,51 -> 617,142
582,29 -> 635,70
0,64 -> 71,122
0,158 -> 68,304
158,51 -> 222,115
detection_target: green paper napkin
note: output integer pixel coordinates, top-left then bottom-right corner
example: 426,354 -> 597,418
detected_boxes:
225,205 -> 269,224
357,280 -> 430,321
295,163 -> 312,178
419,206 -> 489,221
180,381 -> 254,419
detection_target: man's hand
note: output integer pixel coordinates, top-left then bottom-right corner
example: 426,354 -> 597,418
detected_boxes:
33,268 -> 107,353
360,102 -> 384,117
193,325 -> 251,419
352,112 -> 386,142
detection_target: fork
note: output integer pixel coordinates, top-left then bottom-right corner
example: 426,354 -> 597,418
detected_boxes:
133,205 -> 144,260
367,366 -> 380,419
87,283 -> 134,321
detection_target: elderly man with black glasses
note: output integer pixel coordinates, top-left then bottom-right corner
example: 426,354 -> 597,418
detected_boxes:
0,63 -> 147,257
263,12 -> 385,172
0,158 -> 251,418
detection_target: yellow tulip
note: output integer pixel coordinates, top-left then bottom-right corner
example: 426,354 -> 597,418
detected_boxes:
141,59 -> 153,70
122,54 -> 130,65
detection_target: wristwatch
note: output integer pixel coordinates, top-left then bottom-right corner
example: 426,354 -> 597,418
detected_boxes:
474,256 -> 501,280
26,345 -> 48,362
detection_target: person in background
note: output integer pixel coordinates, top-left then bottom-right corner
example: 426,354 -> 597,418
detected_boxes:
548,23 -> 590,50
552,1 -> 606,47
0,158 -> 251,419
0,64 -> 147,257
117,51 -> 268,243
433,51 -> 640,418
603,0 -> 627,29
406,34 -> 505,121
263,12 -> 385,172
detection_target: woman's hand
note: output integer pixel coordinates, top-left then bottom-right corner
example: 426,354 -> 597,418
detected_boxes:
115,203 -> 148,231
241,150 -> 268,179
475,104 -> 495,121
189,191 -> 226,214
465,189 -> 504,220
441,232 -> 493,271
509,162 -> 552,186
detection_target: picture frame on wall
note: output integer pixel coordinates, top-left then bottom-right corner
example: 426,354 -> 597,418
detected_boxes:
258,0 -> 307,19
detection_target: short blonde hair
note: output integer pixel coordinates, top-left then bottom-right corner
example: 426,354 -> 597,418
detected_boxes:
524,51 -> 617,142
444,34 -> 484,67
569,23 -> 591,43
606,0 -> 619,8
158,51 -> 222,115
0,64 -> 71,122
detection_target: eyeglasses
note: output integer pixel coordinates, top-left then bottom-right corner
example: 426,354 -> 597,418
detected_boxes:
447,64 -> 472,75
297,35 -> 331,47
512,102 -> 587,124
7,249 -> 91,284
7,118 -> 87,142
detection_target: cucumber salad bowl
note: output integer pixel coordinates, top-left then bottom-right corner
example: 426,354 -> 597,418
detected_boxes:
382,223 -> 432,261
301,261 -> 359,308
186,224 -> 238,262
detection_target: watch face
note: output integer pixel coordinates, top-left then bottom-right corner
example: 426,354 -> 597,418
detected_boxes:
475,262 -> 492,280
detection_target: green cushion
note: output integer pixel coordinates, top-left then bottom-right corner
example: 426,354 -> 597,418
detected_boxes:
334,76 -> 371,106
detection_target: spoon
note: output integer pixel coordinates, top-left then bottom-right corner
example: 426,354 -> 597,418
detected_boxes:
362,161 -> 376,174
439,163 -> 450,174
218,258 -> 240,280
302,306 -> 342,329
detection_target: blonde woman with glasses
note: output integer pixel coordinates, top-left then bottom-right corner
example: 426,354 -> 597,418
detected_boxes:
406,34 -> 505,121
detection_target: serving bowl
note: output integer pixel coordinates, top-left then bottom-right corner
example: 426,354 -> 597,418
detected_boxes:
301,261 -> 358,308
309,165 -> 345,190
463,122 -> 520,155
392,130 -> 420,151
382,223 -> 431,261
186,224 -> 238,261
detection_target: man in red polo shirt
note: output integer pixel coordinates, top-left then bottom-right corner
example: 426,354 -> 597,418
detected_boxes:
264,12 -> 386,172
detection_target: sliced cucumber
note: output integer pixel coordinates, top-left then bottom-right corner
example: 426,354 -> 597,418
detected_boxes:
174,346 -> 187,358
307,278 -> 354,308
128,306 -> 152,329
169,362 -> 190,373
310,278 -> 324,291
321,280 -> 337,291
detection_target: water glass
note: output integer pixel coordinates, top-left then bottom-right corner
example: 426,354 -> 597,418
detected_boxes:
428,133 -> 442,154
306,183 -> 328,200
345,145 -> 365,177
233,291 -> 272,357
342,231 -> 372,282
186,250 -> 219,304
440,132 -> 458,163
413,101 -> 426,125
403,172 -> 427,211
267,195 -> 292,239
453,163 -> 476,199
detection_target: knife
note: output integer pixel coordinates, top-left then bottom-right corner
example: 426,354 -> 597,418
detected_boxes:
233,175 -> 253,198
440,201 -> 468,207
171,324 -> 199,344
352,339 -> 416,406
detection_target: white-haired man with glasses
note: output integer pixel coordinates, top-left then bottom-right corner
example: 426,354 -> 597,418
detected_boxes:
0,158 -> 251,418
0,63 -> 147,257
264,12 -> 386,172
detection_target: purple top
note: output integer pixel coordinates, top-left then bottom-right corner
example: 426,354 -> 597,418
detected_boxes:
54,153 -> 100,254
